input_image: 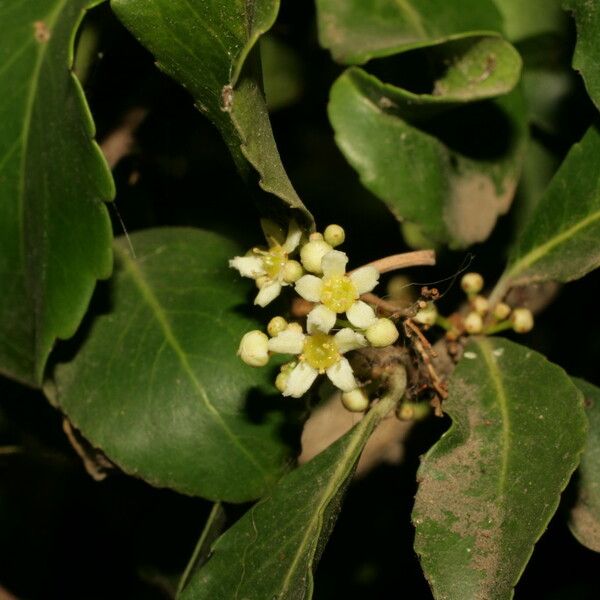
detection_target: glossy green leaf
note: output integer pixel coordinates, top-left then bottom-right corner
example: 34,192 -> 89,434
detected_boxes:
53,228 -> 296,502
492,125 -> 600,302
0,0 -> 114,385
569,378 -> 600,552
316,0 -> 503,64
512,138 -> 560,237
564,0 -> 600,110
413,337 -> 587,600
329,66 -> 526,248
111,0 -> 313,227
179,372 -> 405,599
494,0 -> 567,41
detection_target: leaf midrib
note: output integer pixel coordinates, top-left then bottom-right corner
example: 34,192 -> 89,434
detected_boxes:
393,0 -> 427,38
115,244 -> 269,480
506,208 -> 600,282
18,0 -> 70,261
476,338 -> 511,495
277,394 -> 396,596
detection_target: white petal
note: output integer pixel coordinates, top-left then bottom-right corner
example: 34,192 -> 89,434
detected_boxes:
254,281 -> 282,307
282,220 -> 303,253
260,218 -> 286,246
349,265 -> 379,294
268,330 -> 305,354
283,362 -> 319,397
321,250 -> 348,277
229,255 -> 265,278
295,274 -> 323,302
307,305 -> 337,334
326,357 -> 357,392
334,328 -> 368,354
346,300 -> 377,329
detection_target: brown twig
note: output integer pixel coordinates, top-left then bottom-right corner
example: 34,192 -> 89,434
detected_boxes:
360,292 -> 415,316
404,318 -> 437,357
349,250 -> 436,275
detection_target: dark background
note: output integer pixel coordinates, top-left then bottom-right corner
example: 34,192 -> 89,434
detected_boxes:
1,2 -> 599,598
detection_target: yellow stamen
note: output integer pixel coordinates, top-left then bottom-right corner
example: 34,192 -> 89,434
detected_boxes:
261,245 -> 287,279
303,332 -> 340,371
320,275 -> 358,313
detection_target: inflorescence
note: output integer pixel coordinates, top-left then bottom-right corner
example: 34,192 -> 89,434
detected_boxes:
231,221 -> 399,403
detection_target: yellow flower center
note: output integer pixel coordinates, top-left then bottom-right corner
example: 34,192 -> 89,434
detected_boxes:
321,275 -> 358,313
303,332 -> 340,371
261,245 -> 287,279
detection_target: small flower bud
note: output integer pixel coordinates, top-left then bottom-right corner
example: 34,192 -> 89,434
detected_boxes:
464,312 -> 483,334
309,232 -> 323,241
414,302 -> 438,326
238,330 -> 269,367
397,403 -> 415,421
511,308 -> 534,333
461,272 -> 484,295
267,316 -> 287,337
366,318 -> 399,347
282,260 -> 303,283
275,372 -> 288,393
341,388 -> 369,412
300,239 -> 333,274
471,295 -> 489,315
275,362 -> 296,393
324,224 -> 345,247
286,322 -> 303,334
493,302 -> 511,321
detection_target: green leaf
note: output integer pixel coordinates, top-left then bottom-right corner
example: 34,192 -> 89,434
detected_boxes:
328,65 -> 526,248
491,125 -> 600,302
316,0 -> 503,64
413,337 -> 587,600
564,0 -> 600,111
494,0 -> 567,41
178,371 -> 406,599
52,228 -> 296,502
0,0 -> 114,385
111,0 -> 313,227
569,378 -> 600,552
512,138 -> 561,237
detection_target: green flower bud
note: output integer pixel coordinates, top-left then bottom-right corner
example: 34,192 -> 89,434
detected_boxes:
414,302 -> 438,326
300,239 -> 333,274
267,316 -> 288,337
471,295 -> 489,316
238,330 -> 269,367
493,302 -> 511,321
366,318 -> 399,347
461,272 -> 484,295
341,388 -> 369,412
464,312 -> 483,334
282,259 -> 303,283
511,308 -> 534,333
324,224 -> 345,247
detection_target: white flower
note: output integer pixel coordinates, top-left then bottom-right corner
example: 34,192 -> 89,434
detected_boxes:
295,249 -> 380,332
266,316 -> 368,398
229,220 -> 303,307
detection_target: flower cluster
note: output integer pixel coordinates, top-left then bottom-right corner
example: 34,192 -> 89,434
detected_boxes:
231,222 -> 399,403
412,272 -> 534,337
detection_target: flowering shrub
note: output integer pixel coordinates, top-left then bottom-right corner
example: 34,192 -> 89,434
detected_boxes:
1,1 -> 599,598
